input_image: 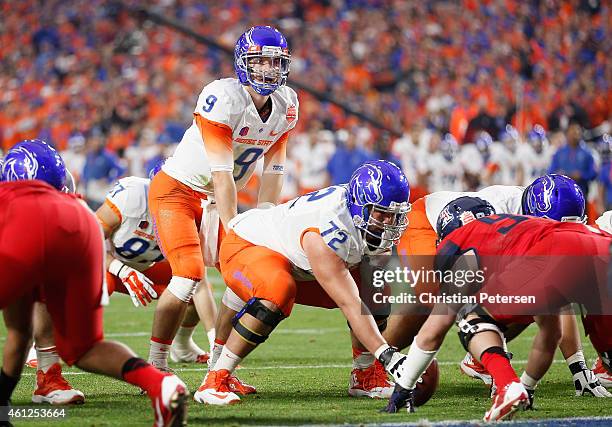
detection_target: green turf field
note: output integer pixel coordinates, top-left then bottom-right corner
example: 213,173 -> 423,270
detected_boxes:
2,271 -> 611,426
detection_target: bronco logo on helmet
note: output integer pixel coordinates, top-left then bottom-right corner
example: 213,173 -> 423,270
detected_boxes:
2,146 -> 39,181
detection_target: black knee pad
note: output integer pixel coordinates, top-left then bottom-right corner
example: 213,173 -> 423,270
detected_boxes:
232,298 -> 285,345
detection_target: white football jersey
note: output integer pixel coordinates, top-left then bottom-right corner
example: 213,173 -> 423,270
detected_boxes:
163,78 -> 299,195
489,142 -> 519,186
229,185 -> 365,278
423,152 -> 464,193
294,138 -> 335,190
424,185 -> 524,228
515,143 -> 554,186
105,177 -> 164,270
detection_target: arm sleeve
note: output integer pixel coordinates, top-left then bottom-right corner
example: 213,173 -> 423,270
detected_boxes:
195,114 -> 234,173
263,131 -> 288,174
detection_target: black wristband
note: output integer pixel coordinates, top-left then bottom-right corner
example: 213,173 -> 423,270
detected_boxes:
377,346 -> 399,369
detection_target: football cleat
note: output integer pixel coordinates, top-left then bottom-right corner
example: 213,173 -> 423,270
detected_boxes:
151,374 -> 188,427
592,357 -> 612,388
227,374 -> 257,395
25,344 -> 37,368
32,363 -> 85,405
170,339 -> 210,364
483,381 -> 529,422
348,360 -> 394,399
460,352 -> 493,385
194,370 -> 241,405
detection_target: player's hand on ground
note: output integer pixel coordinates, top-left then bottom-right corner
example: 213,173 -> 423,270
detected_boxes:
121,268 -> 158,307
381,384 -> 415,413
573,368 -> 612,397
378,346 -> 411,389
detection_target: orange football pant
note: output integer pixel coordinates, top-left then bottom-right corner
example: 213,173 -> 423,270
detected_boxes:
396,197 -> 438,304
148,171 -> 205,281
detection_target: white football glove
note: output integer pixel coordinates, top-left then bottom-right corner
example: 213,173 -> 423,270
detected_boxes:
378,347 -> 411,389
573,368 -> 612,397
377,347 -> 415,413
109,259 -> 158,307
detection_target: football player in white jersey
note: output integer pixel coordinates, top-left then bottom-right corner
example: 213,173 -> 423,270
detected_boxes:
294,126 -> 336,194
423,133 -> 463,193
390,174 -> 605,399
194,161 -> 417,405
95,165 -> 217,364
146,26 -> 299,379
515,125 -> 555,186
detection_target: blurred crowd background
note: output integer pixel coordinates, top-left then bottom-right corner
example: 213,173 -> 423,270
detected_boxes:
0,0 -> 610,218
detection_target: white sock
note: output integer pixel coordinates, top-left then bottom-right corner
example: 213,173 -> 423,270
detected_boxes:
149,339 -> 170,369
214,346 -> 242,373
353,350 -> 375,369
173,325 -> 196,349
520,371 -> 539,390
207,328 -> 216,353
36,346 -> 60,373
210,340 -> 224,369
566,350 -> 586,366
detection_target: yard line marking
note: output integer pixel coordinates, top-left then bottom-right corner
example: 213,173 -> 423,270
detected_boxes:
96,327 -> 347,338
0,327 -> 346,341
18,359 -> 568,376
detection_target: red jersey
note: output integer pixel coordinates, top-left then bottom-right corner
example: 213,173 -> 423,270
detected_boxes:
0,180 -> 105,365
437,214 -> 608,260
434,214 -> 612,317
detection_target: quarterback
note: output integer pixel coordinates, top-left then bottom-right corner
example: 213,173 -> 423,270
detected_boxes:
146,25 -> 299,373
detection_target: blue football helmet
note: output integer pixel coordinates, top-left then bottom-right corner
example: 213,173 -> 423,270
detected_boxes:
499,124 -> 519,153
1,139 -> 68,191
347,160 -> 411,254
527,124 -> 548,154
436,196 -> 496,241
234,26 -> 291,96
475,131 -> 493,153
440,133 -> 458,161
521,174 -> 585,222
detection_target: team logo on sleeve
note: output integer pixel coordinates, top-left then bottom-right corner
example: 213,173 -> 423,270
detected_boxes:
286,105 -> 296,123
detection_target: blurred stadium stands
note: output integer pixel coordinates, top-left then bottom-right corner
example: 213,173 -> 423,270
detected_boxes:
0,0 -> 609,215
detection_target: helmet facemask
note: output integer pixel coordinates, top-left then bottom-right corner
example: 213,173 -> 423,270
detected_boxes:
358,201 -> 410,255
236,46 -> 290,96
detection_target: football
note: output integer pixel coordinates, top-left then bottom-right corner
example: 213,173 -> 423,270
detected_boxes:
413,358 -> 440,407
